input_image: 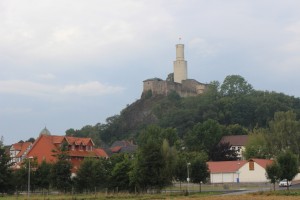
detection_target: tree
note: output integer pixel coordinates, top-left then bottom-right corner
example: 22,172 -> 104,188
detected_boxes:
131,138 -> 166,191
51,142 -> 72,193
110,154 -> 133,191
184,119 -> 223,153
35,160 -> 52,193
220,75 -> 253,96
161,139 -> 178,185
74,158 -> 97,192
244,129 -> 270,159
190,152 -> 209,192
26,137 -> 35,143
0,144 -> 13,194
51,160 -> 72,193
130,125 -> 177,192
266,161 -> 280,191
267,111 -> 300,158
277,151 -> 299,191
210,142 -> 238,161
174,152 -> 188,190
12,166 -> 27,194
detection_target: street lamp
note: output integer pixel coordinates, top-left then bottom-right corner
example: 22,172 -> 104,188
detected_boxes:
27,156 -> 33,199
187,162 -> 191,195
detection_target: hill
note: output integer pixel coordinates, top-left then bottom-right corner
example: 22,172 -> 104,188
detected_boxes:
66,75 -> 300,148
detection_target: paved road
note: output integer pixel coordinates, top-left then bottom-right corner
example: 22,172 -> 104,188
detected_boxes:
222,183 -> 300,195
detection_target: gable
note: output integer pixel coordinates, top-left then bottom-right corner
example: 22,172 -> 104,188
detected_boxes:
207,159 -> 273,173
27,134 -> 58,164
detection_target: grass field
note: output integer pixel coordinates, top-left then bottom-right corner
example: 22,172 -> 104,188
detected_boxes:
2,191 -> 300,200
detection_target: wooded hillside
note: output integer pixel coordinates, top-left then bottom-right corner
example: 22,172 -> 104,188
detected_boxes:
66,75 -> 300,150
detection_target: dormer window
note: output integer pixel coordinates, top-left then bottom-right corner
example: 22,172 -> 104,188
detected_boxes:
72,145 -> 75,150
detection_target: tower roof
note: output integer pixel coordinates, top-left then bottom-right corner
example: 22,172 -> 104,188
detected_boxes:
39,127 -> 51,136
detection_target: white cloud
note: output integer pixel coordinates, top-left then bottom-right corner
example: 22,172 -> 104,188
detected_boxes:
0,80 -> 124,98
60,81 -> 124,96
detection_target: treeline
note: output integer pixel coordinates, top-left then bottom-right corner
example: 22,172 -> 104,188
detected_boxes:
0,126 -> 209,194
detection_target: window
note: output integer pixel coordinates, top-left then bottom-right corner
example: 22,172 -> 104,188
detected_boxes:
249,161 -> 254,170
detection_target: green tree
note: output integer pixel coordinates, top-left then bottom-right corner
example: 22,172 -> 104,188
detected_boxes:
184,119 -> 222,154
267,111 -> 300,158
244,129 -> 270,159
220,75 -> 253,96
131,138 -> 165,191
12,166 -> 27,194
74,158 -> 96,192
35,160 -> 52,193
0,144 -> 13,194
190,152 -> 209,192
277,151 -> 299,191
210,142 -> 238,161
110,154 -> 133,191
51,160 -> 72,193
174,152 -> 188,190
161,139 -> 178,185
51,142 -> 72,193
130,125 -> 177,192
266,161 -> 280,191
74,158 -> 108,193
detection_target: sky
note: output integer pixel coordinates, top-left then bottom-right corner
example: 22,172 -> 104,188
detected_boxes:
1,0 -> 300,145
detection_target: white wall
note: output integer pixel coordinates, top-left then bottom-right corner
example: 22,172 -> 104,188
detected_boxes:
210,162 -> 269,183
238,162 -> 268,183
210,172 -> 239,183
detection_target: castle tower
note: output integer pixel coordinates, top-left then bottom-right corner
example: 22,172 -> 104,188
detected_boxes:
173,43 -> 187,83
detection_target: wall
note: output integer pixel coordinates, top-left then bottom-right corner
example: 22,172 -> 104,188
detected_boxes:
142,79 -> 208,98
239,162 -> 268,183
210,172 -> 238,183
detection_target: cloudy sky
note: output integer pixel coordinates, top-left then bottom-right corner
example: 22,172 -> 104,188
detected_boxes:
1,0 -> 300,145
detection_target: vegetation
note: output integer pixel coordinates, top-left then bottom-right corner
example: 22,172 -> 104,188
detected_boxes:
3,74 -> 300,195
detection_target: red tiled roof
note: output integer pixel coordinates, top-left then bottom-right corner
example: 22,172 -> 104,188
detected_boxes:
111,146 -> 122,153
252,158 -> 273,169
27,134 -> 58,164
94,148 -> 108,157
16,142 -> 31,158
207,160 -> 248,173
66,136 -> 94,146
12,143 -> 22,151
219,135 -> 248,146
52,135 -> 65,144
207,159 -> 273,173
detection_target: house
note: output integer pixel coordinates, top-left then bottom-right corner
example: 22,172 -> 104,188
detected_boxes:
26,128 -> 108,174
207,159 -> 273,183
219,135 -> 248,160
110,140 -> 138,154
9,141 -> 32,165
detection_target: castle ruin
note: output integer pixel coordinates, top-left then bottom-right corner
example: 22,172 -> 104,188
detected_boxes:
142,43 -> 208,98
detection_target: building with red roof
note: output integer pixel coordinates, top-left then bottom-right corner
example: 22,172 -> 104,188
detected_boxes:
25,127 -> 107,174
9,141 -> 32,166
207,159 -> 273,183
219,135 -> 248,160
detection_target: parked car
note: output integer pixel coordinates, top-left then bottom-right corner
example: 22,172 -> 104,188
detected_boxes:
279,179 -> 292,187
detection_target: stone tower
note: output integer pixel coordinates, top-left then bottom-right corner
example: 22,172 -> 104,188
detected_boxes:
173,44 -> 187,83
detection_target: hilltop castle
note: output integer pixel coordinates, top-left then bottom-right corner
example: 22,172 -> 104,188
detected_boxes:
142,43 -> 208,98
